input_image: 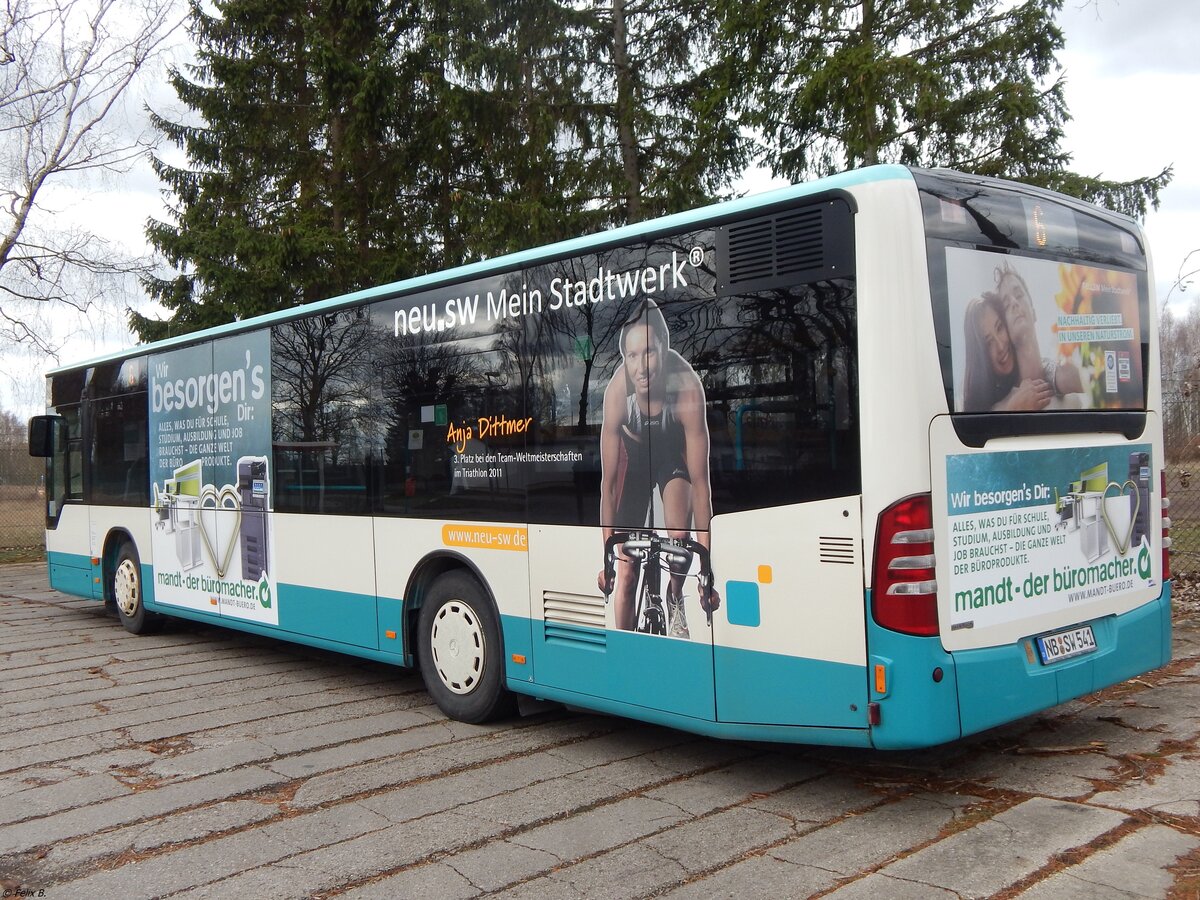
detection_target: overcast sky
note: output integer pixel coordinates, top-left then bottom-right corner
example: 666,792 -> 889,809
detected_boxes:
3,0 -> 1198,414
1058,0 -> 1199,307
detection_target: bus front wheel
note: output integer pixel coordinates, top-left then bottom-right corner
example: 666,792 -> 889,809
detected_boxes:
417,572 -> 515,724
112,542 -> 163,635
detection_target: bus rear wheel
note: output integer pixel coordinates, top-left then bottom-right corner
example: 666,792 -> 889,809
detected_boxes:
417,572 -> 515,724
112,542 -> 164,635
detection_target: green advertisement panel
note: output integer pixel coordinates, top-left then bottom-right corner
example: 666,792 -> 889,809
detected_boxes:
148,334 -> 275,624
947,444 -> 1155,631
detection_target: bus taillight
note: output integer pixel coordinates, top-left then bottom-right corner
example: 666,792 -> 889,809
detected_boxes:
872,494 -> 938,636
1162,471 -> 1171,582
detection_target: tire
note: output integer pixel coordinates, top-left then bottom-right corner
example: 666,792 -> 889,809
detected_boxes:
417,571 -> 516,724
111,542 -> 164,635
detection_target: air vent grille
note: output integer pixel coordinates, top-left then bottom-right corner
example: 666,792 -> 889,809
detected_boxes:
727,207 -> 824,286
543,591 -> 607,649
543,590 -> 606,628
819,536 -> 856,565
715,197 -> 854,296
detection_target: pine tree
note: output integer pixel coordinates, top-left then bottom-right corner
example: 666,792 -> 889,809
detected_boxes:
137,0 -> 427,340
585,0 -> 751,226
725,0 -> 1170,218
456,0 -> 601,254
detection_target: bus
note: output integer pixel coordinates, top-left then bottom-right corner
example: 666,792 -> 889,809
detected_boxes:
28,165 -> 1170,748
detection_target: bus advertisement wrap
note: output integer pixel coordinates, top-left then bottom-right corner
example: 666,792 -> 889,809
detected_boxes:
946,444 -> 1155,631
148,334 -> 277,624
33,167 -> 1173,746
947,246 -> 1144,412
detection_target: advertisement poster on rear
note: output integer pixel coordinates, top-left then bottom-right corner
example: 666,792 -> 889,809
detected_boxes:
147,333 -> 277,625
946,246 -> 1144,413
947,444 -> 1155,632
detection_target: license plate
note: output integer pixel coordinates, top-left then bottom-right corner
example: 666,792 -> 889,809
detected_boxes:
1036,625 -> 1097,664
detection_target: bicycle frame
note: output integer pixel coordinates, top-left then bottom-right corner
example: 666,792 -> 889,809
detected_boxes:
602,531 -> 715,631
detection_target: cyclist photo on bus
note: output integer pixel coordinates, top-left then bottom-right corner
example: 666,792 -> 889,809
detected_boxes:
597,299 -> 720,638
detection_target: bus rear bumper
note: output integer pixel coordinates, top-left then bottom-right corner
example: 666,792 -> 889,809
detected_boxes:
953,583 -> 1172,740
865,583 -> 1172,750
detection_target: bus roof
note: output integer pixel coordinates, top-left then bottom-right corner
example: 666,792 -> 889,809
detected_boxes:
53,165 -> 917,375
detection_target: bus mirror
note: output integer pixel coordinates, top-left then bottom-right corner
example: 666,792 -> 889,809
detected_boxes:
28,415 -> 61,458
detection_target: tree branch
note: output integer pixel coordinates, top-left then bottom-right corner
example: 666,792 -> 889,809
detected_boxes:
0,0 -> 182,350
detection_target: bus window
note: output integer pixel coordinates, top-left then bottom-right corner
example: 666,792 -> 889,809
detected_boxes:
271,312 -> 375,515
85,358 -> 150,507
915,171 -> 1150,423
700,280 -> 860,512
46,370 -> 86,508
523,245 -> 661,526
90,397 -> 149,506
369,284 -> 528,522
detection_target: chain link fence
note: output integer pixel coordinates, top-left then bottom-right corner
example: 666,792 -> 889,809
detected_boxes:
1164,376 -> 1200,575
0,435 -> 44,562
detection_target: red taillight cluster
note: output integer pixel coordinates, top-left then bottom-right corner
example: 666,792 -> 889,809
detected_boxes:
1162,470 -> 1171,582
872,494 -> 938,636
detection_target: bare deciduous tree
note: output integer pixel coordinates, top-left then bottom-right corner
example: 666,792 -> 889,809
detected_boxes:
1165,249 -> 1199,308
0,0 -> 178,354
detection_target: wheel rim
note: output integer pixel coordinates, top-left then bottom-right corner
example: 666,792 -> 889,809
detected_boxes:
114,558 -> 141,618
429,600 -> 484,695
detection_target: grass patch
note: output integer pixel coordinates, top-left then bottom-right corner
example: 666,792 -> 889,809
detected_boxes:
0,483 -> 44,556
0,546 -> 44,565
1169,522 -> 1200,575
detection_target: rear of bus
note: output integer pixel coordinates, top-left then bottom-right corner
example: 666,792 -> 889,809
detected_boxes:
861,169 -> 1169,749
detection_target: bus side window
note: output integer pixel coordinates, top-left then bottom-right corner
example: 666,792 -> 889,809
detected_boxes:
63,405 -> 83,501
271,314 -> 376,515
704,280 -> 860,513
373,342 -> 527,522
90,396 -> 149,506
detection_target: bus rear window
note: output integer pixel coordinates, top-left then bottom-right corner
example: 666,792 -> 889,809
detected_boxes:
945,247 -> 1144,412
915,171 -> 1150,415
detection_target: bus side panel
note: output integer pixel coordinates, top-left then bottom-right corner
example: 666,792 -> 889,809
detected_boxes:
853,177 -> 946,586
863,604 -> 961,750
86,505 -> 156,602
47,505 -> 154,601
527,524 -> 716,720
271,513 -> 378,649
712,646 -> 867,728
954,587 -> 1171,738
48,554 -> 95,599
45,504 -> 94,598
373,517 -> 533,684
711,498 -> 868,728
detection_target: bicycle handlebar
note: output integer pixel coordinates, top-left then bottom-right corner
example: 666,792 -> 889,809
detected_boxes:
602,531 -> 715,624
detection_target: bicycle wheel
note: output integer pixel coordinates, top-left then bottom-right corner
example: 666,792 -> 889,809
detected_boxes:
636,583 -> 666,635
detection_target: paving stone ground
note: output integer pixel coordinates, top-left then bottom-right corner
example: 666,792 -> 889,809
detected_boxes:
1,561 -> 1199,899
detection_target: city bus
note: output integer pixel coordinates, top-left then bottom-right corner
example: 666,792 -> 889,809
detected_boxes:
28,165 -> 1171,748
